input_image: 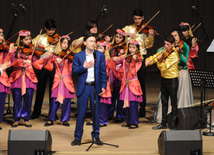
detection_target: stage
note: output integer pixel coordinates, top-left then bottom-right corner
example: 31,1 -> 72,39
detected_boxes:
0,72 -> 214,155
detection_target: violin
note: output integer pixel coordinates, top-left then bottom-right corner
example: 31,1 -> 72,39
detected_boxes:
175,40 -> 184,53
48,33 -> 60,45
22,43 -> 48,56
60,49 -> 75,61
0,41 -> 13,51
136,22 -> 159,35
126,52 -> 141,62
159,49 -> 173,62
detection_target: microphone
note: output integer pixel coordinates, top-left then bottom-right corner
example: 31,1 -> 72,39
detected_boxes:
192,5 -> 199,12
93,51 -> 97,62
20,4 -> 26,11
101,5 -> 107,15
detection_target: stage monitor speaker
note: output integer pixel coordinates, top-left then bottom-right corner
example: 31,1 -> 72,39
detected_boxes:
8,130 -> 52,155
167,106 -> 207,130
158,130 -> 202,155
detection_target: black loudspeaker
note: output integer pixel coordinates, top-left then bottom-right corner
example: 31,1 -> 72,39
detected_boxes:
167,106 -> 207,130
158,130 -> 202,155
8,130 -> 52,155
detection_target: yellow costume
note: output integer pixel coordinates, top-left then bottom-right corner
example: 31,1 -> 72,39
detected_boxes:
146,47 -> 180,79
32,33 -> 57,58
123,24 -> 154,57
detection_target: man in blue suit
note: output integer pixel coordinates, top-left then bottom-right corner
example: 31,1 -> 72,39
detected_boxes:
71,33 -> 107,146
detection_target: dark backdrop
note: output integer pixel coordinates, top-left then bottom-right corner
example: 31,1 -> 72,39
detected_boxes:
1,0 -> 214,71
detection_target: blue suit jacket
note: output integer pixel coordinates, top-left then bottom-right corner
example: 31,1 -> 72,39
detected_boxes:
72,50 -> 107,97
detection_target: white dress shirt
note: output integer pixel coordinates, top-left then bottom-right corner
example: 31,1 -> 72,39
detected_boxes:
85,50 -> 95,83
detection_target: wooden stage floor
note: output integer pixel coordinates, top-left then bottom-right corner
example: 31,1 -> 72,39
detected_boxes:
0,72 -> 214,155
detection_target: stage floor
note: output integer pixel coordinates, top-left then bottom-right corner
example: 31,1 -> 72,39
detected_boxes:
0,72 -> 214,155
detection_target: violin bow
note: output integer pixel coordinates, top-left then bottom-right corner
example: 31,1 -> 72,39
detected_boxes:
96,24 -> 113,39
61,25 -> 113,62
5,31 -> 20,42
45,31 -> 74,48
30,29 -> 43,60
137,10 -> 161,34
192,23 -> 201,33
143,47 -> 166,68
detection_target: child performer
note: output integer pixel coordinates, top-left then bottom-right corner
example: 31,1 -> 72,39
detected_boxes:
154,29 -> 194,124
31,19 -> 59,119
0,28 -> 12,130
70,20 -> 98,54
145,35 -> 180,130
10,30 -> 39,128
33,35 -> 75,127
179,22 -> 199,69
97,40 -> 111,126
107,29 -> 127,123
108,40 -> 143,129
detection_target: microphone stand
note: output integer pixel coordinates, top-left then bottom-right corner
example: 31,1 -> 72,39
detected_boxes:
84,51 -> 119,151
192,5 -> 209,69
6,3 -> 26,40
95,5 -> 107,23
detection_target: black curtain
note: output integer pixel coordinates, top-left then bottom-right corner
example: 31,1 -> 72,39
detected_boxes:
1,0 -> 214,70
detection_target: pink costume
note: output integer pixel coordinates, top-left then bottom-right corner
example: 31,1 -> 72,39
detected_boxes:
33,55 -> 75,103
108,57 -> 143,108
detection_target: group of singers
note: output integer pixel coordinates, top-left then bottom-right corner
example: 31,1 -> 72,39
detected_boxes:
0,9 -> 199,145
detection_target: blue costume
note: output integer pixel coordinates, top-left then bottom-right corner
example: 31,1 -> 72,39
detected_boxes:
72,50 -> 107,140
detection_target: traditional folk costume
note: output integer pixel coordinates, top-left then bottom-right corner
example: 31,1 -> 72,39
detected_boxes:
31,32 -> 57,118
108,40 -> 143,128
123,22 -> 154,117
0,28 -> 11,127
154,41 -> 194,123
179,22 -> 199,69
10,30 -> 38,125
96,41 -> 112,126
147,46 -> 180,129
69,36 -> 84,54
33,35 -> 75,124
107,29 -> 126,122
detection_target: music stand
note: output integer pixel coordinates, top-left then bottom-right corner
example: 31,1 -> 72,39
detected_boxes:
189,70 -> 214,130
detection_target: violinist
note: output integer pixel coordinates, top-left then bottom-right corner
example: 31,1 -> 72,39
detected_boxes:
33,35 -> 75,127
0,28 -> 13,130
31,19 -> 58,119
107,29 -> 126,123
97,40 -> 111,127
70,20 -> 98,54
154,29 -> 194,124
10,30 -> 39,128
145,35 -> 179,130
123,9 -> 154,118
179,22 -> 199,69
108,40 -> 143,129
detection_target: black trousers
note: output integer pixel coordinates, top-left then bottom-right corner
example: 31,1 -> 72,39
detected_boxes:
161,77 -> 178,124
137,58 -> 146,115
32,66 -> 55,116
